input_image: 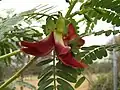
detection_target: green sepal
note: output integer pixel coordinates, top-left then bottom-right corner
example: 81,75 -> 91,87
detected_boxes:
56,16 -> 65,33
45,17 -> 56,35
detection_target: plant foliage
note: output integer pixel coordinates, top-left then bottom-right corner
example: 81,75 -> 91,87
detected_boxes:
0,0 -> 120,90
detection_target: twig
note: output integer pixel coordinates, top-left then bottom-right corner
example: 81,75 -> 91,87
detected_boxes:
0,57 -> 38,89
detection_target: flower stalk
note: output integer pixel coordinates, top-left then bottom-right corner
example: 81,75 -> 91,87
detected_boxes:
65,0 -> 78,18
53,51 -> 56,90
0,57 -> 38,89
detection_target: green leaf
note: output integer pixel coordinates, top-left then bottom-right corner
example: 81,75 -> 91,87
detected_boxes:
84,55 -> 93,64
113,30 -> 119,35
56,62 -> 78,80
75,76 -> 85,88
79,0 -> 84,3
56,62 -> 77,75
78,51 -> 88,57
94,49 -> 103,59
94,8 -> 105,14
105,30 -> 112,36
56,70 -> 76,83
36,59 -> 53,66
38,65 -> 53,79
38,78 -> 53,90
84,14 -> 93,22
44,85 -> 54,90
99,47 -> 107,57
81,45 -> 100,50
38,71 -> 53,86
77,68 -> 85,75
89,52 -> 97,60
94,30 -> 105,36
57,78 -> 74,90
57,85 -> 65,90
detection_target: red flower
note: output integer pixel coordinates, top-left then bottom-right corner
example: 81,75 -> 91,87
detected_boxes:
21,23 -> 87,68
21,32 -> 54,57
58,52 -> 87,68
54,32 -> 87,68
64,23 -> 85,47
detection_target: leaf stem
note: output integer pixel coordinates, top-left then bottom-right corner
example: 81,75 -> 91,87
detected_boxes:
0,56 -> 38,89
0,49 -> 21,61
53,51 -> 56,90
65,0 -> 78,18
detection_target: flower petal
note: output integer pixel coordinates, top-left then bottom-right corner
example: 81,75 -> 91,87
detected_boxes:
54,32 -> 70,55
58,52 -> 87,68
21,32 -> 54,56
69,38 -> 85,48
64,23 -> 85,47
76,38 -> 85,47
54,32 -> 87,68
67,23 -> 78,40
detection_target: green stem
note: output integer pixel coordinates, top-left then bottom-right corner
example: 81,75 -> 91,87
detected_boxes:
53,51 -> 56,90
0,49 -> 21,61
0,56 -> 38,89
65,0 -> 78,18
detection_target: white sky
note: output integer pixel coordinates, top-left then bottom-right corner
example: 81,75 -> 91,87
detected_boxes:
0,0 -> 114,46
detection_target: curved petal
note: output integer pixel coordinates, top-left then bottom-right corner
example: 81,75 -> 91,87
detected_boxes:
21,32 -> 54,56
54,31 -> 87,68
58,52 -> 87,68
69,38 -> 85,48
64,23 -> 85,47
76,38 -> 85,47
54,32 -> 70,55
67,23 -> 78,40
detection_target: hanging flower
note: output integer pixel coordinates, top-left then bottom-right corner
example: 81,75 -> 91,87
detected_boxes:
20,17 -> 87,68
21,32 -> 54,57
54,31 -> 87,68
64,23 -> 85,47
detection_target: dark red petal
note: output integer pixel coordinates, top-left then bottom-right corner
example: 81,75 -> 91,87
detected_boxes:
77,38 -> 85,47
73,38 -> 85,47
58,52 -> 87,68
55,42 -> 70,55
54,32 -> 70,55
21,47 -> 45,56
63,23 -> 79,45
67,23 -> 77,40
63,23 -> 85,47
21,32 -> 54,56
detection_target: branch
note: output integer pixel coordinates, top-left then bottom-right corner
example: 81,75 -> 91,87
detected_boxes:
65,0 -> 78,18
0,56 -> 38,89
